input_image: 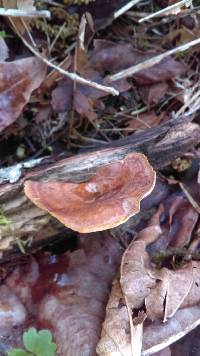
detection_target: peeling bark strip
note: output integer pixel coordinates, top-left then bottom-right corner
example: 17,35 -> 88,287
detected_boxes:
0,116 -> 198,188
0,117 -> 199,260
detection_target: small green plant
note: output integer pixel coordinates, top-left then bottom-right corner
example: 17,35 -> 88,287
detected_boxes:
8,328 -> 57,356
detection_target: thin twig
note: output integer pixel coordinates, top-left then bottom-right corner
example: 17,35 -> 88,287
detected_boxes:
179,182 -> 200,214
21,17 -> 37,47
152,247 -> 200,264
0,7 -> 51,18
14,31 -> 119,96
50,22 -> 66,52
34,53 -> 119,95
114,0 -> 142,19
139,0 -> 192,23
108,37 -> 200,82
42,0 -> 65,7
175,85 -> 200,117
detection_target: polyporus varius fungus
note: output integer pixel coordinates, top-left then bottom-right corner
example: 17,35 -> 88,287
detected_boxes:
24,153 -> 156,233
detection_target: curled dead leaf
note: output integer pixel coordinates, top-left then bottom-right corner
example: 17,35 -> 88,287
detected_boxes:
145,262 -> 194,321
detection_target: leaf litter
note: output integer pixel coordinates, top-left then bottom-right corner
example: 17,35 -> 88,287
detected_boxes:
0,0 -> 200,355
97,193 -> 200,355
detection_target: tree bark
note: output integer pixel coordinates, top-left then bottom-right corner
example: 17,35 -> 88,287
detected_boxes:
0,117 -> 199,263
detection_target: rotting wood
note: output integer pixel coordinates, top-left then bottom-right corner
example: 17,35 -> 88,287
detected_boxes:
0,116 -> 199,262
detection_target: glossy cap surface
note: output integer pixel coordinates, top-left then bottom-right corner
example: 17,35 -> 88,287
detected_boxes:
24,153 -> 156,233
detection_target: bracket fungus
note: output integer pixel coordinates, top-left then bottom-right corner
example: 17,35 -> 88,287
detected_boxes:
24,153 -> 156,233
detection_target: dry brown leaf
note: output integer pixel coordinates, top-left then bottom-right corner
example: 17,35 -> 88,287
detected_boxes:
159,194 -> 199,249
147,193 -> 199,255
0,57 -> 46,132
146,191 -> 199,255
146,262 -> 194,321
139,82 -> 168,105
90,40 -> 139,72
127,112 -> 163,131
133,56 -> 186,85
51,77 -> 73,113
74,90 -> 98,120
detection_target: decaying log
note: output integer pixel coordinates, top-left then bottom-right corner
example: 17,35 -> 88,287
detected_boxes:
0,117 -> 199,262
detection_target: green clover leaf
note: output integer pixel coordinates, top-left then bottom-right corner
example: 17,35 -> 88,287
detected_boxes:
7,328 -> 57,356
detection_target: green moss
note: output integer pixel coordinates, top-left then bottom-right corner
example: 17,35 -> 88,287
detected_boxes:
31,9 -> 79,42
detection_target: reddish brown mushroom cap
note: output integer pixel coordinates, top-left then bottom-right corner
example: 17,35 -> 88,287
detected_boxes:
24,153 -> 156,233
